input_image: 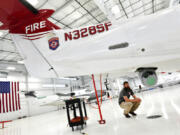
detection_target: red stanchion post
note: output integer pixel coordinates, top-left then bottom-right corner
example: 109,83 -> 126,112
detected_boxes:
0,120 -> 12,129
2,122 -> 4,129
92,74 -> 106,124
100,74 -> 103,104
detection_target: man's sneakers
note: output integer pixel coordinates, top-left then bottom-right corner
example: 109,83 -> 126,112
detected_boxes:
124,114 -> 131,118
129,112 -> 137,116
124,112 -> 137,118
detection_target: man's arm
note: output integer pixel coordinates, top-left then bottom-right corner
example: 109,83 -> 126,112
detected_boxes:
123,96 -> 140,102
132,95 -> 141,102
130,89 -> 141,102
133,94 -> 136,98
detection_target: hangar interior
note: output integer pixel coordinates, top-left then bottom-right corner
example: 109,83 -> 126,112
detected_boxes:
1,0 -> 180,135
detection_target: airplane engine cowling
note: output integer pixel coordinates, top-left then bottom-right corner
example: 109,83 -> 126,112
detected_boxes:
137,68 -> 158,87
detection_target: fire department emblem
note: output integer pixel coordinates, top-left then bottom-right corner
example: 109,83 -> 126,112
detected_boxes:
48,37 -> 59,50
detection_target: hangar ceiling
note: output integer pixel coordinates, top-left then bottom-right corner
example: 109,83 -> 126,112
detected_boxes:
0,0 -> 170,72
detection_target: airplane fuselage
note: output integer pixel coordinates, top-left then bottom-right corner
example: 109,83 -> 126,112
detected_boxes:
12,5 -> 180,78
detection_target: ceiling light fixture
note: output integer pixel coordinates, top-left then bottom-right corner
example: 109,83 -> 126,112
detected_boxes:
17,60 -> 24,64
6,66 -> 16,71
59,77 -> 77,80
111,5 -> 120,14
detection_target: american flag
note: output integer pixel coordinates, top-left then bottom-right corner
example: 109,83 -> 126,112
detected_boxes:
0,82 -> 21,113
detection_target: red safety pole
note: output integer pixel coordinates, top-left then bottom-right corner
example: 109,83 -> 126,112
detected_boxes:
92,74 -> 106,124
2,122 -> 4,129
0,120 -> 12,129
100,74 -> 103,104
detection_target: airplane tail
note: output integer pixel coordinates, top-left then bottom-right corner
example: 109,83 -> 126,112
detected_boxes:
0,0 -> 62,78
4,9 -> 60,39
8,9 -> 61,78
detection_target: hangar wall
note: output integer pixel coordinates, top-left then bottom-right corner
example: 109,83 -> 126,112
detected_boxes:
0,72 -> 83,121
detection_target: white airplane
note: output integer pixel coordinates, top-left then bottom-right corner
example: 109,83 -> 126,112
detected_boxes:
38,95 -> 65,107
26,88 -> 106,107
1,0 -> 180,87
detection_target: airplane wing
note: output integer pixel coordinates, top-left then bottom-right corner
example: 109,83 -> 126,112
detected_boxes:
56,92 -> 90,101
56,92 -> 75,97
37,95 -> 67,107
40,99 -> 65,107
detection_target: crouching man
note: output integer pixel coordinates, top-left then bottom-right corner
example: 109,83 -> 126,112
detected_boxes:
119,81 -> 141,118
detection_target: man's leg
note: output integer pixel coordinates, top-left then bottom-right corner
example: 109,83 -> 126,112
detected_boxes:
130,102 -> 140,113
120,102 -> 133,115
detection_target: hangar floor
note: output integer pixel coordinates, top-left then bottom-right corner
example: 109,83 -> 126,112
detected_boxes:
1,86 -> 180,135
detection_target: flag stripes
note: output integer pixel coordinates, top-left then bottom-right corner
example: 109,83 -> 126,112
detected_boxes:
0,82 -> 21,113
6,93 -> 8,112
2,93 -> 5,113
9,87 -> 11,112
11,82 -> 15,111
17,82 -> 21,110
0,94 -> 1,113
15,82 -> 18,110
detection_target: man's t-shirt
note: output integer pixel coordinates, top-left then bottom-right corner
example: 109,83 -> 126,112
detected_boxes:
118,87 -> 134,104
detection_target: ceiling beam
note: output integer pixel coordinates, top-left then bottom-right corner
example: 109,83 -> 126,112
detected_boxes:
0,34 -> 12,41
0,50 -> 19,54
67,7 -> 100,27
152,0 -> 155,13
58,0 -> 91,22
118,0 -> 128,18
50,17 -> 72,29
93,0 -> 115,21
52,0 -> 74,16
79,12 -> 107,27
74,0 -> 101,23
